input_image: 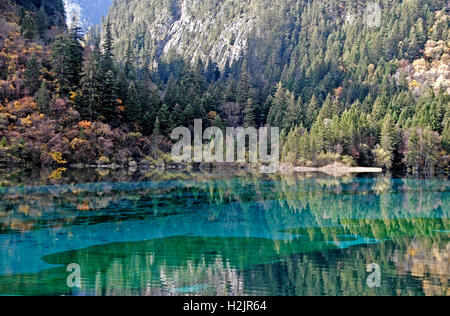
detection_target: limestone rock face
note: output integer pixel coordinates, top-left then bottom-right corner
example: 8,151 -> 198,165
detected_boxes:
107,0 -> 271,69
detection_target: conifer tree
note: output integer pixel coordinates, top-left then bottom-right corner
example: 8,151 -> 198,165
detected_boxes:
142,112 -> 154,136
79,43 -> 103,121
157,104 -> 173,135
51,22 -> 84,95
36,5 -> 47,38
126,82 -> 141,127
182,104 -> 196,127
305,95 -> 319,130
268,82 -> 287,127
100,70 -> 119,122
21,13 -> 36,39
102,19 -> 115,73
244,98 -> 256,128
238,61 -> 252,106
374,114 -> 398,169
152,117 -> 160,136
213,114 -> 226,132
24,56 -> 41,95
36,80 -> 51,115
283,93 -> 303,130
172,103 -> 183,126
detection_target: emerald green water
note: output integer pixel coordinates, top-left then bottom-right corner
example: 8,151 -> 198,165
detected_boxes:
0,171 -> 448,296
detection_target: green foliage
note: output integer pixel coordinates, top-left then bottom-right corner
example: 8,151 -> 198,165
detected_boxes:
36,80 -> 51,115
243,98 -> 256,128
51,24 -> 84,95
404,128 -> 442,174
157,104 -> 173,136
126,82 -> 141,127
24,56 -> 41,95
1,0 -> 449,175
20,13 -> 36,39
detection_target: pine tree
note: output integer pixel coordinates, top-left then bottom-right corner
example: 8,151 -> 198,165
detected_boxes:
157,104 -> 173,135
268,82 -> 287,127
142,112 -> 154,136
380,114 -> 398,153
238,61 -> 252,106
172,103 -> 183,126
126,82 -> 141,127
51,24 -> 83,96
243,98 -> 256,128
283,93 -> 303,130
224,78 -> 237,103
182,103 -> 196,127
212,114 -> 226,132
152,117 -> 160,136
79,44 -> 103,121
102,19 -> 115,73
24,56 -> 41,95
36,5 -> 47,38
375,114 -> 398,169
305,95 -> 319,129
36,80 -> 51,115
164,75 -> 179,109
99,70 -> 118,122
21,13 -> 36,39
442,122 -> 450,153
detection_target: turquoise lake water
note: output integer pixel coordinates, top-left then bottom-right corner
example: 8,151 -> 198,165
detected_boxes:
0,171 -> 448,296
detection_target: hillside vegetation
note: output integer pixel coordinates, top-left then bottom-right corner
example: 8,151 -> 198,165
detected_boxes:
0,0 -> 449,176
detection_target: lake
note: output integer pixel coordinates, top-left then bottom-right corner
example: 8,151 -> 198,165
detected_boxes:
0,169 -> 448,296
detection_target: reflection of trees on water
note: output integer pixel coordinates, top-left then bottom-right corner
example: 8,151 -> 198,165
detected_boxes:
0,171 -> 448,295
0,236 -> 446,296
0,172 -> 448,236
241,238 -> 448,296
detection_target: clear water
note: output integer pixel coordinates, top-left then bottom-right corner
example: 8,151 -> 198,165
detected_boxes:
0,171 -> 448,296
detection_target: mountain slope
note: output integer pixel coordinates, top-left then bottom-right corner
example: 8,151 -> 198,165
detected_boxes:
107,0 -> 449,97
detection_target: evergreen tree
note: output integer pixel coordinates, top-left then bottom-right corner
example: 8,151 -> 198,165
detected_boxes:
102,19 -> 115,73
36,5 -> 47,38
21,13 -> 36,39
305,95 -> 319,129
51,24 -> 84,95
243,98 -> 256,128
268,82 -> 287,127
24,56 -> 41,95
238,61 -> 253,106
212,114 -> 226,132
142,112 -> 154,136
283,93 -> 303,130
152,117 -> 161,136
36,80 -> 51,115
79,44 -> 103,121
172,103 -> 183,126
375,114 -> 398,169
126,82 -> 141,128
182,103 -> 196,127
157,104 -> 173,135
100,70 -> 119,122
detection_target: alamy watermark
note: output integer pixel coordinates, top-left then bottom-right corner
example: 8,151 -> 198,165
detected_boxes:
364,3 -> 382,28
346,3 -> 382,28
66,263 -> 81,288
171,120 -> 280,174
366,263 -> 381,288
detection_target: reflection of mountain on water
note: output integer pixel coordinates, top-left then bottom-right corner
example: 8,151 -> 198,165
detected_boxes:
0,172 -> 448,295
0,236 -> 447,296
1,174 -> 448,235
241,238 -> 449,296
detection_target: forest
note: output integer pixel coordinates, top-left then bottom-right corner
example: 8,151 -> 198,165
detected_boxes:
0,0 -> 449,175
